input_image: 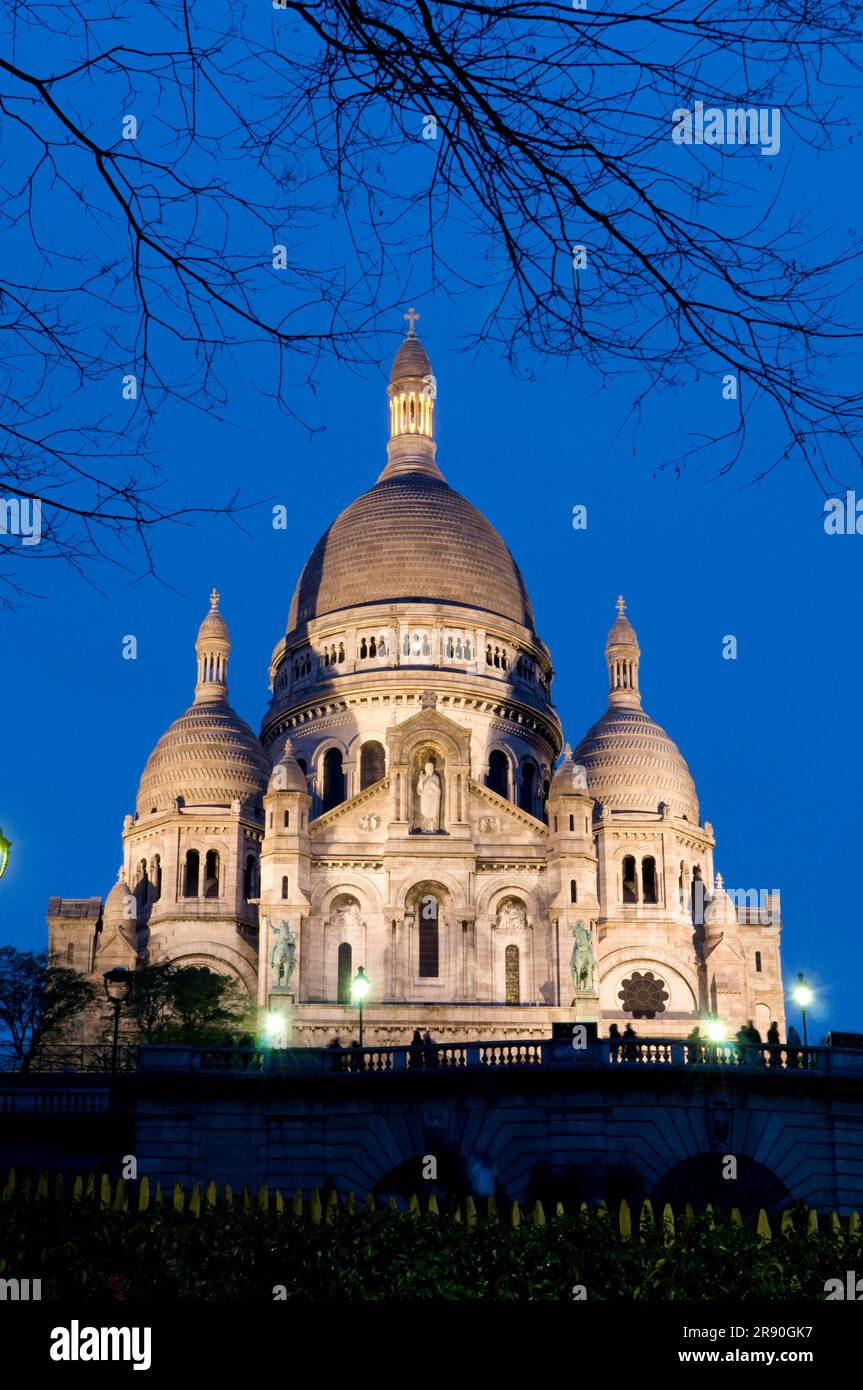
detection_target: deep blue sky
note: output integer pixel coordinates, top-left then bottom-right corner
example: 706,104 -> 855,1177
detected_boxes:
2,310 -> 858,1037
1,5 -> 860,1040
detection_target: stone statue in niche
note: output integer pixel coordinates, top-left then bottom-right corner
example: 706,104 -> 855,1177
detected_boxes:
416,759 -> 442,832
333,900 -> 361,934
269,915 -> 296,987
497,900 -> 527,933
570,919 -> 596,993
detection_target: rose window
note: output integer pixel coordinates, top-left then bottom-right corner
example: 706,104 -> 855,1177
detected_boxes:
618,971 -> 669,1019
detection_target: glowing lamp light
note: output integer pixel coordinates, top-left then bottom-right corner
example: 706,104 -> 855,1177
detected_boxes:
265,1012 -> 285,1036
792,981 -> 813,1009
351,966 -> 370,1048
706,1020 -> 726,1043
0,826 -> 11,881
351,967 -> 370,1003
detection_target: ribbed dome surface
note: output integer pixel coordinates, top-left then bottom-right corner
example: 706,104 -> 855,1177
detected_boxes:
573,706 -> 699,822
390,334 -> 432,382
287,474 -> 536,631
137,702 -> 269,815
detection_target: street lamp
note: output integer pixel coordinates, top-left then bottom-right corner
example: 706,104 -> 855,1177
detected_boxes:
705,1019 -> 726,1044
0,826 -> 11,881
103,967 -> 132,1072
351,966 -> 370,1048
265,1011 -> 286,1048
792,972 -> 813,1048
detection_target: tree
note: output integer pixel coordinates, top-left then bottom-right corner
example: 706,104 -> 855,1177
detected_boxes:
166,966 -> 248,1044
126,961 -> 247,1045
0,947 -> 99,1071
1,0 -> 860,606
124,959 -> 177,1044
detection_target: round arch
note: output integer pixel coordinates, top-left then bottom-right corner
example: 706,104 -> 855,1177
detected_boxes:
159,940 -> 258,996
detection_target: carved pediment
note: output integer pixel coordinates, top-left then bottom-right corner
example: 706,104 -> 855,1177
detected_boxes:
470,780 -> 548,835
386,706 -> 471,768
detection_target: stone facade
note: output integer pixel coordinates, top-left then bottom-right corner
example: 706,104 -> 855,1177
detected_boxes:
48,323 -> 785,1045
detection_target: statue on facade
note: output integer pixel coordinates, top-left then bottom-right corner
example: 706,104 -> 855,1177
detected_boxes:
269,917 -> 297,988
417,760 -> 442,832
570,919 -> 595,994
497,900 -> 527,933
333,900 -> 361,934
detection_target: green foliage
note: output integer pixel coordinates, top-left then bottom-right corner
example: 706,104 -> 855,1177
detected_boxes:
0,1187 -> 857,1301
126,963 -> 249,1045
0,948 -> 99,1069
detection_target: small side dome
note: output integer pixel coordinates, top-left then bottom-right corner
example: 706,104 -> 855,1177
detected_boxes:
549,743 -> 590,796
104,867 -> 132,927
704,873 -> 738,929
136,593 -> 269,815
268,740 -> 308,794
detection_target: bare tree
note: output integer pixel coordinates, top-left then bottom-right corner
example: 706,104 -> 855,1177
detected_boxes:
2,0 -> 861,605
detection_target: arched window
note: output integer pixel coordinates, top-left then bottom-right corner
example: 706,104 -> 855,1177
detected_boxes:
642,856 -> 658,904
369,636 -> 377,657
505,944 -> 520,1004
151,855 -> 161,901
338,643 -> 345,662
204,849 -> 220,899
755,951 -> 762,973
281,875 -> 289,900
486,644 -> 493,664
183,850 -> 200,898
487,749 -> 509,799
337,942 -> 352,1003
542,778 -> 550,823
360,638 -> 368,658
570,879 -> 578,903
519,761 -> 536,814
446,636 -> 454,659
283,810 -> 290,828
66,942 -> 75,964
360,741 -> 386,789
569,814 -> 575,832
419,894 -> 439,978
403,633 -> 410,656
622,855 -> 638,903
691,866 -> 704,922
678,861 -> 687,906
378,636 -> 387,656
322,748 -> 345,811
243,853 -> 258,900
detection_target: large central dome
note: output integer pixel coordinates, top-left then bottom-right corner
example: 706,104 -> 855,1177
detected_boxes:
287,321 -> 536,635
287,473 -> 535,631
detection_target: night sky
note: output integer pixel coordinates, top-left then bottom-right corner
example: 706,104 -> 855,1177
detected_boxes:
1,4 -> 859,1040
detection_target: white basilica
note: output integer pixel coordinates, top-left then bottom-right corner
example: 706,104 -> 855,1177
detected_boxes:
48,322 -> 786,1045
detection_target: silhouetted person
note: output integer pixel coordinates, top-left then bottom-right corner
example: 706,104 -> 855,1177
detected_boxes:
423,1029 -> 437,1068
410,1028 -> 424,1070
766,1020 -> 780,1066
623,1022 -> 637,1062
687,1025 -> 704,1063
786,1024 -> 802,1069
608,1023 -> 621,1038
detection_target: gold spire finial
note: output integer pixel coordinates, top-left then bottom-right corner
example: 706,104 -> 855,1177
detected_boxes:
210,587 -> 220,610
403,306 -> 420,336
616,594 -> 626,618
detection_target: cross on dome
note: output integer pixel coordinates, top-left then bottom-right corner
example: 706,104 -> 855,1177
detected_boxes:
616,595 -> 626,617
210,587 -> 221,610
403,306 -> 420,336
